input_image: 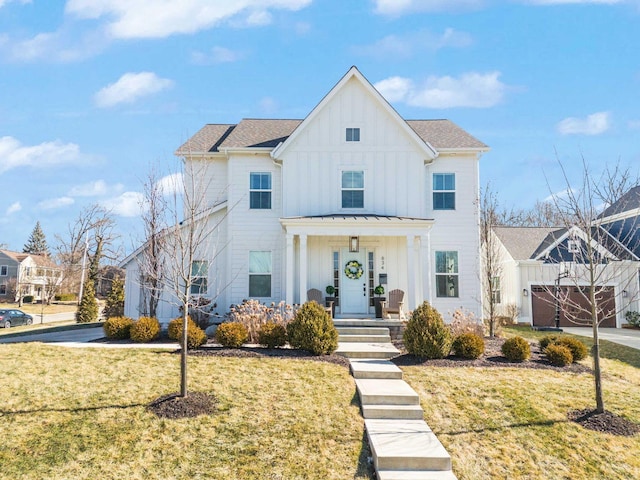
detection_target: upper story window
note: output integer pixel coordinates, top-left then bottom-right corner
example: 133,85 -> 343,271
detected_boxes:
250,172 -> 272,209
0,265 -> 7,276
346,128 -> 360,142
342,171 -> 364,209
433,173 -> 455,210
190,260 -> 208,295
435,251 -> 459,298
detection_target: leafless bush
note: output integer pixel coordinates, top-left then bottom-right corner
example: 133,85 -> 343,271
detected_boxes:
226,299 -> 296,343
449,308 -> 485,337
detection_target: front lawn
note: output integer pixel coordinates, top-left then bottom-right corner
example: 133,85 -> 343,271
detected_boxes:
402,328 -> 640,480
0,344 -> 371,480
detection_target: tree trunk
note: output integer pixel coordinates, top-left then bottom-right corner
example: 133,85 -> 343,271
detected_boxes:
180,304 -> 188,397
592,319 -> 605,413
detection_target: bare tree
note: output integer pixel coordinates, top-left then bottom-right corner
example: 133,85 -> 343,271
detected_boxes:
55,204 -> 121,298
545,156 -> 640,414
480,184 -> 504,337
136,166 -> 168,318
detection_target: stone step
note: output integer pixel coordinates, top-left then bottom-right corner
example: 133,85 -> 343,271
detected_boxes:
377,469 -> 458,480
349,359 -> 403,379
365,419 -> 452,471
336,327 -> 390,335
355,379 -> 419,406
338,334 -> 391,343
362,404 -> 424,420
333,319 -> 403,328
336,342 -> 399,359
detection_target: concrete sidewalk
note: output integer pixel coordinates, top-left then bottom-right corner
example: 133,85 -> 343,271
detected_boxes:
563,327 -> 640,351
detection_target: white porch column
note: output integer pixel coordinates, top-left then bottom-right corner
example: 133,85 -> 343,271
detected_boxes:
407,235 -> 416,310
421,233 -> 431,304
285,233 -> 294,305
299,234 -> 308,305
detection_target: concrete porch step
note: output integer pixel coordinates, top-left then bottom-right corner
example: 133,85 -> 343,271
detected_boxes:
338,333 -> 392,343
336,326 -> 390,335
336,342 -> 399,359
349,359 -> 403,379
362,404 -> 425,420
365,419 -> 452,471
334,319 -> 403,328
377,469 -> 458,480
355,378 -> 419,406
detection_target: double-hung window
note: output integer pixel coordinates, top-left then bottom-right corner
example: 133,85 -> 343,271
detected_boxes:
0,265 -> 7,276
342,171 -> 364,209
249,251 -> 271,297
435,251 -> 459,297
250,172 -> 271,209
491,276 -> 501,304
190,261 -> 208,295
433,173 -> 455,210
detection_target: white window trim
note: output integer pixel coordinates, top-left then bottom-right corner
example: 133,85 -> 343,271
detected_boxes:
249,172 -> 272,210
190,260 -> 208,296
340,168 -> 366,210
435,250 -> 459,298
249,251 -> 272,298
0,265 -> 7,276
433,173 -> 456,211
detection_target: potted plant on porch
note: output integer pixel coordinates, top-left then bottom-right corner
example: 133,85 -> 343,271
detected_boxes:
373,285 -> 385,318
325,285 -> 337,318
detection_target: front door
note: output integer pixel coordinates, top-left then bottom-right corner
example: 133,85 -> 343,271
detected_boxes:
340,248 -> 368,314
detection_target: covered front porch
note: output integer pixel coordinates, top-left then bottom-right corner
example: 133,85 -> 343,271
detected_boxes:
280,215 -> 434,315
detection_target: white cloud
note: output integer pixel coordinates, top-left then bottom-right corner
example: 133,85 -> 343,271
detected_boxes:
5,202 -> 21,215
259,97 -> 278,115
100,191 -> 144,217
38,197 -> 75,210
94,72 -> 174,108
355,28 -> 472,60
375,71 -> 507,108
156,173 -> 183,196
191,46 -> 243,65
0,0 -> 31,8
556,111 -> 611,135
68,180 -> 124,197
373,0 -> 485,15
66,0 -> 312,39
0,136 -> 84,174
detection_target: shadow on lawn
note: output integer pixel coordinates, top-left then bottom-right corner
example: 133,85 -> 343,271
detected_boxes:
442,418 -> 569,436
0,402 -> 147,417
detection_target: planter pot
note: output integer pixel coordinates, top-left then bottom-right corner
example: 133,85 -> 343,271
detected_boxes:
374,297 -> 386,318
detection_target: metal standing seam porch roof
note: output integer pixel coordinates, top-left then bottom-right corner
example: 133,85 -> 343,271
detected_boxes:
279,214 -> 435,236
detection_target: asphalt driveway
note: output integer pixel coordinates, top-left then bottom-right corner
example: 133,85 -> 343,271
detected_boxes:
563,327 -> 640,351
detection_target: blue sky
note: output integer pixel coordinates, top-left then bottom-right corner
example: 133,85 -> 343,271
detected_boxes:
1,0 -> 639,255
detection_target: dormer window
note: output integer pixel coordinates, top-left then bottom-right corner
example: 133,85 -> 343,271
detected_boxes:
346,128 -> 360,142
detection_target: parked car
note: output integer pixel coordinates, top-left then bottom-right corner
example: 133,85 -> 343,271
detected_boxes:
0,309 -> 33,328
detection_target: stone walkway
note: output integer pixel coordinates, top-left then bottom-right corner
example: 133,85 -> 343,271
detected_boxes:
336,319 -> 457,480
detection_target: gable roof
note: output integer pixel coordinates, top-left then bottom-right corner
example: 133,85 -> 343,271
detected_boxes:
599,185 -> 640,220
0,249 -> 58,268
493,227 -> 561,260
175,67 -> 489,157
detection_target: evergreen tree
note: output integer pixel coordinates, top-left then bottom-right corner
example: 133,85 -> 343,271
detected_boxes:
23,221 -> 50,256
76,279 -> 98,323
103,276 -> 125,319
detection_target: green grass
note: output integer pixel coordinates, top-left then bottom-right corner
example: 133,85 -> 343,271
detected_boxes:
0,302 -> 77,315
401,327 -> 640,480
0,344 -> 371,480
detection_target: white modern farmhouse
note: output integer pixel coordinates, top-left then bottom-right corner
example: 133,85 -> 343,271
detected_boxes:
122,67 -> 489,323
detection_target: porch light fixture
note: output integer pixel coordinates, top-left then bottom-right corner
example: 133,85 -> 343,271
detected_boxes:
523,288 -> 528,297
622,290 -> 628,298
349,236 -> 359,253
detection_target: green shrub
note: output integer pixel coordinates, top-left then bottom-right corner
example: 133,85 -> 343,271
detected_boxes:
168,316 -> 207,349
555,337 -> 588,362
501,336 -> 531,362
403,301 -> 452,359
103,316 -> 134,339
55,293 -> 77,302
22,295 -> 34,304
625,310 -> 640,327
539,334 -> 561,351
215,322 -> 249,348
452,332 -> 485,359
545,343 -> 574,366
287,301 -> 338,355
76,280 -> 98,323
130,316 -> 161,343
258,321 -> 287,348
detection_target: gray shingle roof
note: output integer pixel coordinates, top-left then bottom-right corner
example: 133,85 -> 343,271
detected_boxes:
175,118 -> 487,155
493,227 -> 562,260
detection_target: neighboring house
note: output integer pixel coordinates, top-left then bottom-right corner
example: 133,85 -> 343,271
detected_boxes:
491,189 -> 640,328
122,66 -> 489,324
0,249 -> 62,302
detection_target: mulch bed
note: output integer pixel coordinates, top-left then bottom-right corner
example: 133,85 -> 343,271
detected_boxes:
568,409 -> 640,436
391,337 -> 591,373
147,391 -> 217,419
189,345 -> 351,368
